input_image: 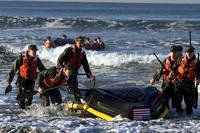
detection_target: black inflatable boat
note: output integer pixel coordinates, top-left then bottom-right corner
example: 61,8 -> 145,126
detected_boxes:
68,86 -> 169,120
54,38 -> 75,47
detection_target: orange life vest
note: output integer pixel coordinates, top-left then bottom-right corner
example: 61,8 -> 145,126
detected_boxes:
162,57 -> 173,81
19,51 -> 38,80
43,68 -> 68,88
178,56 -> 196,81
67,45 -> 84,69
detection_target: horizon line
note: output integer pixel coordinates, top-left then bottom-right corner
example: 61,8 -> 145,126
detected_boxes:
0,0 -> 200,4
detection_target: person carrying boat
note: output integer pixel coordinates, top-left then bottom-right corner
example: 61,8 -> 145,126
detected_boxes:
57,36 -> 95,103
36,63 -> 74,106
173,46 -> 200,115
149,45 -> 182,112
6,44 -> 46,109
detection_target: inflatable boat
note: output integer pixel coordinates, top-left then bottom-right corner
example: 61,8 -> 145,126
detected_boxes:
67,86 -> 169,120
54,38 -> 75,47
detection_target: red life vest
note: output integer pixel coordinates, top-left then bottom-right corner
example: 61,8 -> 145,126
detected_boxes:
178,56 -> 196,81
19,51 -> 38,80
162,57 -> 173,81
43,68 -> 68,88
67,45 -> 84,69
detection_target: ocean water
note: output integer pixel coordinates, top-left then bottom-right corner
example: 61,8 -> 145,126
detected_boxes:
0,1 -> 200,132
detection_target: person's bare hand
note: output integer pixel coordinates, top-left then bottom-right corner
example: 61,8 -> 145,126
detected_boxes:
38,87 -> 43,94
149,78 -> 155,85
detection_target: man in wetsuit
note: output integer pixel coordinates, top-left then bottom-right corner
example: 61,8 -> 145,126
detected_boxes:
57,36 -> 95,102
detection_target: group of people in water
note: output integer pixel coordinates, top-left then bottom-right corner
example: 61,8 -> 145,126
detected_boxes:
6,36 -> 95,109
43,34 -> 69,48
5,34 -> 199,117
81,37 -> 105,51
43,34 -> 105,51
150,45 -> 199,116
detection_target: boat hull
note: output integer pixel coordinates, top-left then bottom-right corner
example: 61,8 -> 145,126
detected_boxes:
68,86 -> 169,120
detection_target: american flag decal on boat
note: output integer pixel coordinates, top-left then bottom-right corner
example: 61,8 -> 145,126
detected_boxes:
133,108 -> 151,120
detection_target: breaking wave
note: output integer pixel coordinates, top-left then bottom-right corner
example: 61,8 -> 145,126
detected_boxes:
1,16 -> 200,31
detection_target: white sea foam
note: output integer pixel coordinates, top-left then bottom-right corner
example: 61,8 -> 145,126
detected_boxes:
37,44 -> 70,65
3,44 -> 168,68
35,45 -> 166,67
44,19 -> 72,29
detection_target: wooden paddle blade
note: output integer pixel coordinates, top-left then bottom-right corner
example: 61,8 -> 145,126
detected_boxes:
5,85 -> 12,94
16,91 -> 38,101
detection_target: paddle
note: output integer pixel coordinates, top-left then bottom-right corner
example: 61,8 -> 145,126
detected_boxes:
193,53 -> 199,109
5,84 -> 12,94
188,31 -> 198,109
189,31 -> 192,46
16,85 -> 68,101
16,73 -> 94,100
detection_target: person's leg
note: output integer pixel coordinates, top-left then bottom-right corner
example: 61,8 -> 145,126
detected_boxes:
162,83 -> 171,108
68,75 -> 82,101
172,86 -> 184,113
16,85 -> 26,109
173,94 -> 184,113
16,77 -> 27,109
25,80 -> 35,107
40,93 -> 50,106
184,92 -> 193,115
184,83 -> 194,115
50,89 -> 62,105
